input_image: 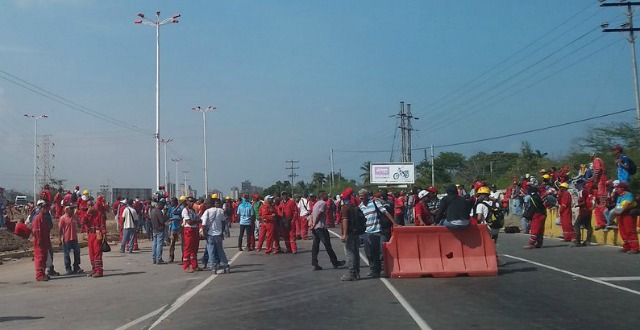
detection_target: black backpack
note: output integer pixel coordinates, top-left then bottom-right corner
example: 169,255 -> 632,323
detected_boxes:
627,157 -> 637,175
348,206 -> 366,235
481,201 -> 505,229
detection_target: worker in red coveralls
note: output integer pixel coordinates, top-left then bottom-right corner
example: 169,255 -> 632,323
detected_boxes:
259,195 -> 280,254
278,191 -> 298,254
62,190 -> 72,208
414,190 -> 432,226
523,186 -> 548,249
39,184 -> 53,209
394,191 -> 407,226
557,182 -> 575,242
181,197 -> 200,273
326,196 -> 336,227
591,152 -> 609,230
32,200 -> 52,281
53,188 -> 64,219
76,190 -> 91,221
83,200 -> 106,277
14,217 -> 31,240
611,182 -> 639,253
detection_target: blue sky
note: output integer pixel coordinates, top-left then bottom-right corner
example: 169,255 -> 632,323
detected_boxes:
0,0 -> 635,196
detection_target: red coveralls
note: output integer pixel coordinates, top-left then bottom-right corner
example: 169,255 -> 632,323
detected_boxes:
558,190 -> 575,241
278,199 -> 298,253
258,203 -> 280,254
617,191 -> 640,252
414,201 -> 431,226
297,198 -> 311,239
53,192 -> 63,219
83,208 -> 106,276
326,198 -> 336,227
592,157 -> 608,228
182,207 -> 200,271
31,212 -> 51,280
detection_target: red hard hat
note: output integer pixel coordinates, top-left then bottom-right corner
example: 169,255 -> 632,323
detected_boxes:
426,186 -> 437,194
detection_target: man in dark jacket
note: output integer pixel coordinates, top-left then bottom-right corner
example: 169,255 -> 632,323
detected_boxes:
435,185 -> 471,229
150,199 -> 168,264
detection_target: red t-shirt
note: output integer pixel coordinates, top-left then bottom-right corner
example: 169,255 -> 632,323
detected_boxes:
414,202 -> 431,226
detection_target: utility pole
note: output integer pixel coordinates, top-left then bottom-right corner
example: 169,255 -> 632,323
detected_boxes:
171,158 -> 181,198
431,145 -> 435,187
285,160 -> 299,196
394,101 -> 419,162
601,1 -> 640,128
399,101 -> 406,162
182,170 -> 190,197
406,103 -> 418,162
330,149 -> 335,196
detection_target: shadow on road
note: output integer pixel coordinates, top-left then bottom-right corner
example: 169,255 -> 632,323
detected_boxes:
103,271 -> 146,277
0,316 -> 44,322
498,267 -> 538,275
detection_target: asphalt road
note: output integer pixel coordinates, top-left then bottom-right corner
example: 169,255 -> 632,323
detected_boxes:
1,227 -> 639,330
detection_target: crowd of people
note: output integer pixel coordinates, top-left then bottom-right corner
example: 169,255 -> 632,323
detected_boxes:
3,145 -> 638,282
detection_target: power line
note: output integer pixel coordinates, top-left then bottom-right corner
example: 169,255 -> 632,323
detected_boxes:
0,68 -> 152,135
333,107 -> 634,153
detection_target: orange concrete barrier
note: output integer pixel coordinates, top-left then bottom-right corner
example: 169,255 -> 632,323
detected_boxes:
382,224 -> 498,278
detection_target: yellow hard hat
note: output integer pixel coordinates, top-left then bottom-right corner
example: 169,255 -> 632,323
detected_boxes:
211,193 -> 218,199
559,182 -> 569,189
477,187 -> 490,194
542,174 -> 550,180
179,195 -> 187,202
225,196 -> 230,200
82,190 -> 90,195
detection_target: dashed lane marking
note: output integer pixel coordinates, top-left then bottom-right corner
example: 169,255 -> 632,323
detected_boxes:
327,229 -> 432,330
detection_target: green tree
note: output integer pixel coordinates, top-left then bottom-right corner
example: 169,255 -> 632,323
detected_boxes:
360,161 -> 371,184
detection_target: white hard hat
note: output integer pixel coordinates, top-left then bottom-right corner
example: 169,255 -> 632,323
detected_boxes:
418,190 -> 429,200
36,200 -> 46,206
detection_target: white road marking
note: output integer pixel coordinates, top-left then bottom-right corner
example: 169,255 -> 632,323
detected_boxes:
328,229 -> 432,330
120,250 -> 243,330
114,305 -> 167,330
593,276 -> 640,282
503,254 -> 640,296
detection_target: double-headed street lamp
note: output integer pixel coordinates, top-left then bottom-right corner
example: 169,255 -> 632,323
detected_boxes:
192,106 -> 216,196
135,11 -> 180,191
24,114 -> 48,202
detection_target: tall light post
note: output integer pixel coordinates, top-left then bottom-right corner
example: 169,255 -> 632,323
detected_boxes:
160,138 -> 173,188
192,106 -> 216,195
171,158 -> 182,198
135,11 -> 180,191
24,114 -> 48,202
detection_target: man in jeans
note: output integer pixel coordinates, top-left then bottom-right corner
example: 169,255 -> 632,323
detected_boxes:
340,188 -> 360,281
236,194 -> 254,251
310,191 -> 345,271
58,205 -> 83,275
358,189 -> 394,278
202,199 -> 230,274
150,199 -> 168,264
120,199 -> 138,253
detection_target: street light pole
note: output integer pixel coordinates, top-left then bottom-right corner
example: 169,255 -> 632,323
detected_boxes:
24,114 -> 48,202
192,106 -> 216,196
171,158 -> 181,198
160,138 -> 173,188
135,11 -> 180,191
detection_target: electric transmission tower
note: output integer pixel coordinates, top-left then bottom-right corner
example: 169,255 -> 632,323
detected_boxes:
393,102 -> 419,162
38,135 -> 54,188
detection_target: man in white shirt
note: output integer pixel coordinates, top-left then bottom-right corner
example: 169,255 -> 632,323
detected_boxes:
297,195 -> 311,240
119,199 -> 138,253
310,191 -> 345,271
201,199 -> 230,274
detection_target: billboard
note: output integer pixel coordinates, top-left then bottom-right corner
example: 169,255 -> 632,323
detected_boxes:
370,162 -> 415,185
